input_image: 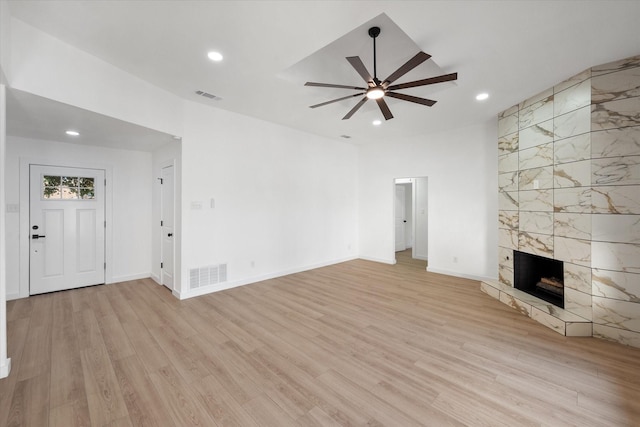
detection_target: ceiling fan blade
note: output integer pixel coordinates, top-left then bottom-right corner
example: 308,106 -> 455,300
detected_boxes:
346,56 -> 374,86
342,97 -> 368,120
305,82 -> 367,90
310,93 -> 364,109
387,72 -> 458,91
376,98 -> 394,120
382,52 -> 431,86
386,92 -> 437,107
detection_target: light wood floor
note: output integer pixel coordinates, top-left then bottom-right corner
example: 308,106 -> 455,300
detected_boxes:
2,259 -> 640,426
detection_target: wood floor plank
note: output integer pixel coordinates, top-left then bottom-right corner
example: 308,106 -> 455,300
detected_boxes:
4,252 -> 640,426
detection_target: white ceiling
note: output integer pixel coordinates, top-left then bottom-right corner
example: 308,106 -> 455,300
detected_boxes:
6,1 -> 640,146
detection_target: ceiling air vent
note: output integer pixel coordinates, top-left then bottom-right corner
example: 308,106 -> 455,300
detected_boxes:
340,135 -> 352,139
195,90 -> 222,101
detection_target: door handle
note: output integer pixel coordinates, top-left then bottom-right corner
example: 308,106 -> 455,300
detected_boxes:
32,234 -> 46,239
168,233 -> 173,237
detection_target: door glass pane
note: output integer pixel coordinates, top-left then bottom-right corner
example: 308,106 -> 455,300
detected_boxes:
80,188 -> 95,199
43,187 -> 61,199
61,176 -> 79,187
61,187 -> 79,199
79,177 -> 94,188
43,175 -> 61,186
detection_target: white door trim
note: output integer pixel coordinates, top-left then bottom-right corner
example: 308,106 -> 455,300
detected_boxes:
19,157 -> 114,299
159,160 -> 175,290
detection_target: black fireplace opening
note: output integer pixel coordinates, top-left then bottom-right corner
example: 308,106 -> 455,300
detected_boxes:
514,251 -> 564,308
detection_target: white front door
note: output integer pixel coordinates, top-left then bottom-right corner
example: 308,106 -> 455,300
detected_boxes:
29,165 -> 105,295
160,165 -> 174,289
395,185 -> 406,252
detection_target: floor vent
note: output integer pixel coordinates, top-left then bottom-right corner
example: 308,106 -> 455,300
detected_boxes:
195,90 -> 222,101
189,264 -> 227,289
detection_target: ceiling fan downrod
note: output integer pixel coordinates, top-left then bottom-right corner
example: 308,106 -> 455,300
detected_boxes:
368,26 -> 381,84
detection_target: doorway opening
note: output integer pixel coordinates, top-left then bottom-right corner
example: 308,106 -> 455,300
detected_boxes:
394,177 -> 428,269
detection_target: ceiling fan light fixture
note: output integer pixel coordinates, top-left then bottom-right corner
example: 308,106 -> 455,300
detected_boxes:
476,92 -> 489,101
65,130 -> 80,136
372,119 -> 382,126
366,87 -> 385,100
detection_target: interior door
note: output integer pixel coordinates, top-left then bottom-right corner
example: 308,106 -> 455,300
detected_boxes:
160,165 -> 174,289
29,165 -> 105,295
395,185 -> 406,252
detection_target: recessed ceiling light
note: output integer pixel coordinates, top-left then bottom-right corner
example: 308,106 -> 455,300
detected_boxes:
476,93 -> 489,101
65,130 -> 80,136
372,120 -> 382,126
207,51 -> 223,62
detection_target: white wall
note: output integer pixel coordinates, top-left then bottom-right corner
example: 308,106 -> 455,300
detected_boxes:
179,101 -> 358,298
358,121 -> 498,281
414,176 -> 428,260
5,136 -> 153,299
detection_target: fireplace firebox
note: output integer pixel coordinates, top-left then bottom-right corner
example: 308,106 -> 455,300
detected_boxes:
513,251 -> 564,308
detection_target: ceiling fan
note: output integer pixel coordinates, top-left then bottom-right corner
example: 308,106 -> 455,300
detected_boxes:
305,26 -> 458,121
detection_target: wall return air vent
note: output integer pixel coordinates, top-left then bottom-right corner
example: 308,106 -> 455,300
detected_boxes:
189,263 -> 227,289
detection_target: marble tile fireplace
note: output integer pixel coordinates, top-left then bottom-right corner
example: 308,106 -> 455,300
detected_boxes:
482,54 -> 640,348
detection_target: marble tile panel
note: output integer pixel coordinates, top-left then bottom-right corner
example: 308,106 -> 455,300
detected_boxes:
519,143 -> 553,170
480,281 -> 501,299
591,126 -> 640,159
500,293 -> 532,317
565,322 -> 592,337
555,78 -> 591,117
498,132 -> 519,155
554,133 -> 591,164
519,211 -> 553,235
520,88 -> 553,110
591,55 -> 640,77
554,187 -> 591,213
498,228 -> 518,250
498,246 -> 514,269
592,155 -> 640,186
554,236 -> 591,267
519,120 -> 554,150
591,97 -> 640,131
531,307 -> 565,335
592,214 -> 640,243
592,269 -> 640,303
519,166 -> 553,190
554,213 -> 591,240
498,151 -> 519,173
531,302 -> 589,322
498,114 -> 518,138
593,324 -> 640,348
554,105 -> 591,140
518,231 -> 553,257
519,94 -> 554,130
499,104 -> 518,119
555,68 -> 591,93
592,241 -> 640,273
592,296 -> 640,332
498,210 -> 519,231
498,171 -> 518,191
498,190 -> 519,211
554,160 -> 591,188
499,264 -> 514,287
519,189 -> 553,212
564,262 -> 592,294
592,185 -> 640,214
592,66 -> 640,104
564,288 -> 592,321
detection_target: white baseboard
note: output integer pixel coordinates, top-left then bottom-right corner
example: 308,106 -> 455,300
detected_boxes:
0,358 -> 11,379
150,273 -> 161,285
6,292 -> 21,301
427,266 -> 497,283
358,256 -> 396,265
175,256 -> 358,300
108,272 -> 151,284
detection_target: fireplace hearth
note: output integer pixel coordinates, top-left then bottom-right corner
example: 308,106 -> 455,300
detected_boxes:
514,251 -> 564,308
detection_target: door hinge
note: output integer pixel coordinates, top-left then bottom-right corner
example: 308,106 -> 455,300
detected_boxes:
104,220 -> 107,228
158,178 -> 163,184
161,220 -> 163,226
104,262 -> 106,270
104,179 -> 107,186
161,262 -> 164,269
